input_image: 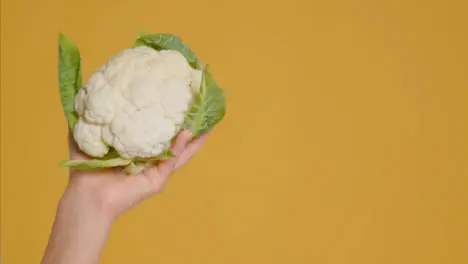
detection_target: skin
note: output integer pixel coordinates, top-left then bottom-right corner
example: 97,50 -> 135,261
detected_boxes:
41,130 -> 209,264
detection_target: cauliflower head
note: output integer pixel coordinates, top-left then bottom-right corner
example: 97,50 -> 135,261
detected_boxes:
58,33 -> 225,174
73,46 -> 203,159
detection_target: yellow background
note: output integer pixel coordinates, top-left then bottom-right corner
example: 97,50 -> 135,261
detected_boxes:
1,0 -> 467,263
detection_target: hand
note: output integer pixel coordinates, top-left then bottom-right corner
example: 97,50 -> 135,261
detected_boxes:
65,130 -> 209,220
41,130 -> 209,264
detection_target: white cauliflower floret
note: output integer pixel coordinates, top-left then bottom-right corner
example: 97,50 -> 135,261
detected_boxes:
84,86 -> 126,124
74,88 -> 87,116
73,46 -> 202,158
110,109 -> 176,159
191,70 -> 203,93
73,119 -> 109,157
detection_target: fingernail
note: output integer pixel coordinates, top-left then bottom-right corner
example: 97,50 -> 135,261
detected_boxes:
186,130 -> 193,136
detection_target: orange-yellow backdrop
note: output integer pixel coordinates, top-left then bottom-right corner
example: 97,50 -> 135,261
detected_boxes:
1,0 -> 467,263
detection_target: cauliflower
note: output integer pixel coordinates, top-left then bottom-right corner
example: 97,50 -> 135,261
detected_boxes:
58,33 -> 226,174
73,46 -> 202,158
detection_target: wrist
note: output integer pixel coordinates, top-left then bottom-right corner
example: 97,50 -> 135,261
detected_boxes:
42,188 -> 113,264
57,183 -> 115,226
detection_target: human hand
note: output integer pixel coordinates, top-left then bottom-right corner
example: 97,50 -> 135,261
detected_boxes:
64,130 -> 209,220
42,130 -> 209,264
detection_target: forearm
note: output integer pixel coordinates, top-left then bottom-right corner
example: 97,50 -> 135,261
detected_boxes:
41,187 -> 113,264
40,130 -> 201,263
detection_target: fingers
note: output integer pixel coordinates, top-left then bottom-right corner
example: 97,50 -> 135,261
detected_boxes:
153,130 -> 193,177
134,130 -> 210,194
174,133 -> 210,170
